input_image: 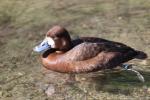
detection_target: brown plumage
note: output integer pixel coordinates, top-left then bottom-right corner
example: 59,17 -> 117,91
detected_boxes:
34,25 -> 147,75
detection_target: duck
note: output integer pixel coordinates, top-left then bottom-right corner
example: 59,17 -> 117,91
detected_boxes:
33,25 -> 147,83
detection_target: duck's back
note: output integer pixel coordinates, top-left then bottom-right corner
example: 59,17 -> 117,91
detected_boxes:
72,37 -> 137,53
66,37 -> 139,66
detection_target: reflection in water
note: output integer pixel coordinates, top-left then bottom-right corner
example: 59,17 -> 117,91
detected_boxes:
78,69 -> 150,95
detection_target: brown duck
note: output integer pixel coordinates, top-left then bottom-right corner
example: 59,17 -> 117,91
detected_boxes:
34,25 -> 147,82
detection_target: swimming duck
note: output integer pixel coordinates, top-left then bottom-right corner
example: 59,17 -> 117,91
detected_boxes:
34,26 -> 147,83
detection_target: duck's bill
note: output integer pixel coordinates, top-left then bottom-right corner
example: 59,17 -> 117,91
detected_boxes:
33,40 -> 51,53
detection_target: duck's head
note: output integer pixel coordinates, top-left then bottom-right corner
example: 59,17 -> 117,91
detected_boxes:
34,26 -> 72,53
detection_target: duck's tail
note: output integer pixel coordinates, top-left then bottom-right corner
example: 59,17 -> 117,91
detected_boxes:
135,50 -> 147,59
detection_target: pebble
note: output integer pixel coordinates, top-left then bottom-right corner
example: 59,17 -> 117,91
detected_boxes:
118,17 -> 122,20
17,72 -> 25,76
81,78 -> 86,81
45,84 -> 55,96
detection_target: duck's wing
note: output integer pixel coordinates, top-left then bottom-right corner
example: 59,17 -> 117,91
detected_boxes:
65,41 -> 138,62
66,42 -> 138,73
64,42 -> 103,61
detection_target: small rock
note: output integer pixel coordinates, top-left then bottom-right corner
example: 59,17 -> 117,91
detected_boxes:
81,78 -> 86,81
42,84 -> 49,91
118,17 -> 122,20
45,84 -> 55,96
17,72 -> 24,76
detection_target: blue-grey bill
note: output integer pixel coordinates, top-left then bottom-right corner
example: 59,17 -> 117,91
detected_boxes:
33,41 -> 51,53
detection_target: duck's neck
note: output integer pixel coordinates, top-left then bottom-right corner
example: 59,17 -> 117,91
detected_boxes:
41,41 -> 74,72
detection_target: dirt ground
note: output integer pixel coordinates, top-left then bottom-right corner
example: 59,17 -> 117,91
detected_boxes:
0,0 -> 150,100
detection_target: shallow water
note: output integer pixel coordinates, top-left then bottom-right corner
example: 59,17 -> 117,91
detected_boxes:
0,0 -> 150,99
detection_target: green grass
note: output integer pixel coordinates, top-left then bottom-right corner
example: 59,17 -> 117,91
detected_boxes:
0,0 -> 150,100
